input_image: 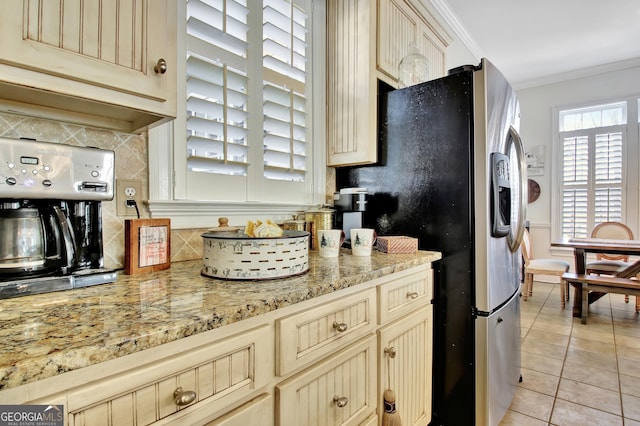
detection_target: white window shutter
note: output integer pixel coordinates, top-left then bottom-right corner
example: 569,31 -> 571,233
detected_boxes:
262,0 -> 309,182
185,0 -> 250,177
559,102 -> 626,238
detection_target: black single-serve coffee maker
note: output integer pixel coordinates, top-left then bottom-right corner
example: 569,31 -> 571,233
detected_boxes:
333,187 -> 368,247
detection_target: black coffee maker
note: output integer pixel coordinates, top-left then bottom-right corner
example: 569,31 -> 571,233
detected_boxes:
333,187 -> 368,247
0,137 -> 116,299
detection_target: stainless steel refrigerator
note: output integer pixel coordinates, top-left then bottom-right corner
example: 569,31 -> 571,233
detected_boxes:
336,58 -> 527,426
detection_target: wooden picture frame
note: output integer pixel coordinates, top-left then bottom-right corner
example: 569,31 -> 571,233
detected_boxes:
124,218 -> 171,275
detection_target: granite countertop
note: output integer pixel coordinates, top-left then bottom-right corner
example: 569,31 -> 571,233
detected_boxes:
0,250 -> 441,391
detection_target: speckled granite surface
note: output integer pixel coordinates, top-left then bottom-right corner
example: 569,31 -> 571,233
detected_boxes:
0,250 -> 441,391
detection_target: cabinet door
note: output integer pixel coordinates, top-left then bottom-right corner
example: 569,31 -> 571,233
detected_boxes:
378,307 -> 432,426
326,0 -> 377,166
377,0 -> 447,84
417,22 -> 446,79
0,0 -> 171,103
276,335 -> 377,426
377,0 -> 419,81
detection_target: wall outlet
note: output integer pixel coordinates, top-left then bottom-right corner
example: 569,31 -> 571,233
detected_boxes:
116,179 -> 143,216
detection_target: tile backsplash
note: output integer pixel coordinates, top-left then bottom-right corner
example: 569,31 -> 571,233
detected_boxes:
0,112 -> 205,269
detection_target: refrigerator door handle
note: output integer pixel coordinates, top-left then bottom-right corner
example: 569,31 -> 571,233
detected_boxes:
508,125 -> 527,253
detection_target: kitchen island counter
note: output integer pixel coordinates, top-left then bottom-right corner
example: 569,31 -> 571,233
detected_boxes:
0,250 -> 441,391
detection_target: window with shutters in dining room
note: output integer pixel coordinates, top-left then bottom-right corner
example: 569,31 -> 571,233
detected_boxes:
558,101 -> 626,238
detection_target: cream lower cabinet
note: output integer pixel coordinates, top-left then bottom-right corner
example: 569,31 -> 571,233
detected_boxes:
65,327 -> 273,426
0,0 -> 176,132
275,335 -> 377,426
378,308 -> 433,426
1,263 -> 436,426
376,263 -> 434,426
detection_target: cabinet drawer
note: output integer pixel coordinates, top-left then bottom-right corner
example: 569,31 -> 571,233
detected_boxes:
276,288 -> 376,376
276,335 -> 377,426
67,325 -> 272,426
205,393 -> 273,426
378,266 -> 433,325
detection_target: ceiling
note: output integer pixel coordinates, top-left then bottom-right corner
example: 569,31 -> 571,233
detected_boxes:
428,0 -> 640,89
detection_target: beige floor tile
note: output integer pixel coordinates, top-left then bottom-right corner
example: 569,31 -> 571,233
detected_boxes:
525,328 -> 570,346
522,339 -> 567,360
571,317 -> 614,333
620,374 -> 640,398
521,351 -> 564,376
561,359 -> 619,391
570,326 -> 615,344
611,308 -> 640,322
568,335 -> 616,354
615,334 -> 640,350
581,311 -> 614,326
622,393 -> 640,421
530,320 -> 573,336
550,399 -> 623,426
499,280 -> 640,425
539,306 -> 574,320
564,347 -> 618,373
508,387 -> 554,422
556,378 -> 621,415
616,345 -> 640,360
537,307 -> 573,319
619,357 -> 640,378
519,367 -> 559,396
498,410 -> 547,425
612,322 -> 640,338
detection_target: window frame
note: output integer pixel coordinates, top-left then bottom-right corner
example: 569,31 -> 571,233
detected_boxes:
552,97 -> 640,241
148,0 -> 327,229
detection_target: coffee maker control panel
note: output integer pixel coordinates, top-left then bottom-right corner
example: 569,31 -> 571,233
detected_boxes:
0,137 -> 114,200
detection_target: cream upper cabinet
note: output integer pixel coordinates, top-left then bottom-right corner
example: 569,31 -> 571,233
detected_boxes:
377,0 -> 448,86
326,0 -> 378,167
327,0 -> 450,167
0,0 -> 176,132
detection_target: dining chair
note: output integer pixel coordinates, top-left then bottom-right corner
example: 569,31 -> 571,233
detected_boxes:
586,221 -> 636,305
521,229 -> 571,307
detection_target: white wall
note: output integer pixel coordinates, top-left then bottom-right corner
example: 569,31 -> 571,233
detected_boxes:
517,65 -> 640,261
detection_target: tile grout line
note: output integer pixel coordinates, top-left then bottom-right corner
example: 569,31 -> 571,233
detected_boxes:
611,298 -> 625,422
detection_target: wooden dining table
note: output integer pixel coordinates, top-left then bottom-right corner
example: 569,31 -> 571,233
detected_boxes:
550,237 -> 640,317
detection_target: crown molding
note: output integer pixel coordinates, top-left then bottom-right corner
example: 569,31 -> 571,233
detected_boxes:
513,57 -> 640,91
426,0 -> 482,60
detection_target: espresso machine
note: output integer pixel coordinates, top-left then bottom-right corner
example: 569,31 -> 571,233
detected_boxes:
333,187 -> 368,247
0,137 -> 116,299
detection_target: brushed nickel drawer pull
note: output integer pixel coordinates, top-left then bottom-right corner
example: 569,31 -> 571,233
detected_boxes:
332,321 -> 348,332
384,346 -> 397,358
173,387 -> 197,406
407,291 -> 419,299
333,395 -> 349,408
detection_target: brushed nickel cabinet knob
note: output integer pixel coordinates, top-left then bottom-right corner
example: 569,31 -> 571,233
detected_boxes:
154,58 -> 168,74
173,387 -> 196,406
